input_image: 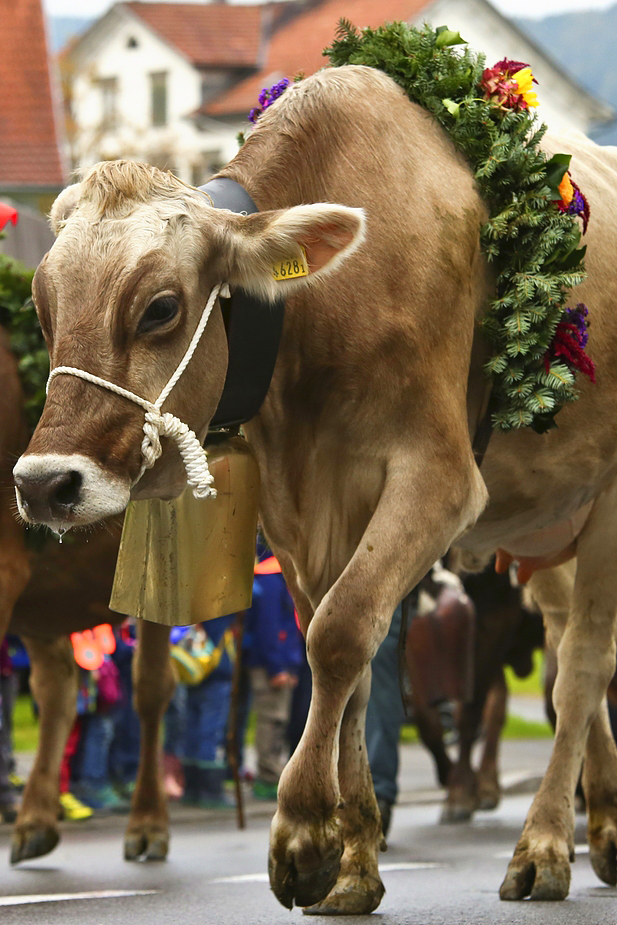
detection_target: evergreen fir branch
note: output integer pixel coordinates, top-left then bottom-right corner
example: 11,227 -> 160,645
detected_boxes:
323,21 -> 591,432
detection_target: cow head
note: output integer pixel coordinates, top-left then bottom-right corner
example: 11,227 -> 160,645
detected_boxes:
13,161 -> 365,532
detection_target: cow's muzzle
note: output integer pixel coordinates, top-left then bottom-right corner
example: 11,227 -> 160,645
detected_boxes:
13,454 -> 130,530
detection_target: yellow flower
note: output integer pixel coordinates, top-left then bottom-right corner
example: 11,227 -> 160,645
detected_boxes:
512,67 -> 539,108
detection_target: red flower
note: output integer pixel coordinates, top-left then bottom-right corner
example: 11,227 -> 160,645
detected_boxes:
0,202 -> 18,232
544,321 -> 596,383
481,59 -> 538,112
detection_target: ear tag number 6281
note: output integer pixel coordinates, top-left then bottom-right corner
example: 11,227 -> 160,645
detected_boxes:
272,248 -> 309,281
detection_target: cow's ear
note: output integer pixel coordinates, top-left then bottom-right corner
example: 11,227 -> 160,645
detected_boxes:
49,183 -> 82,235
217,204 -> 366,301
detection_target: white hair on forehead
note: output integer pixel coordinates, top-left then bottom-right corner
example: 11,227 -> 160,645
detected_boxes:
58,191 -> 208,268
78,159 -> 195,219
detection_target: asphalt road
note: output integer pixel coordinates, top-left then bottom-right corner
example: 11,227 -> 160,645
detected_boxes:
0,742 -> 614,925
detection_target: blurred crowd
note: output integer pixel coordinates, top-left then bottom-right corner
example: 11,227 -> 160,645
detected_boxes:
0,541 -> 309,822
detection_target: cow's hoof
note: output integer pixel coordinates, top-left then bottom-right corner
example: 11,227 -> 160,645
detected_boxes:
500,841 -> 572,900
268,811 -> 343,909
124,828 -> 169,861
478,790 -> 500,811
477,777 -> 500,811
302,872 -> 385,915
588,821 -> 617,886
10,824 -> 59,864
440,803 -> 474,823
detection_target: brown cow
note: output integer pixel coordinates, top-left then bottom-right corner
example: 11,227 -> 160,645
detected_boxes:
411,565 -> 545,823
12,66 -> 617,912
0,331 -> 174,864
8,536 -> 174,866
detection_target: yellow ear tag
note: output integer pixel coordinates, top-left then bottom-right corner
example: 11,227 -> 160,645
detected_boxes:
272,248 -> 309,282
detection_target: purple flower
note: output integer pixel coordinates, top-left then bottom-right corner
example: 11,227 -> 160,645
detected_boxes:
564,303 -> 590,348
568,189 -> 586,216
249,78 -> 291,123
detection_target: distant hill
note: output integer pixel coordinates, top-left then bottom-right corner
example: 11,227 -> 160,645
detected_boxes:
48,16 -> 92,53
518,6 -> 617,144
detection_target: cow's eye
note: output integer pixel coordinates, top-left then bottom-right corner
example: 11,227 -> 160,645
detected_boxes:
137,295 -> 179,333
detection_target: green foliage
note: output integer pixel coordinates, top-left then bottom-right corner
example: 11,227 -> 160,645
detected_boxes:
325,21 -> 589,432
0,252 -> 48,430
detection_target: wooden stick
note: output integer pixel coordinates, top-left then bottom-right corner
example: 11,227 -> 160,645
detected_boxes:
227,610 -> 246,830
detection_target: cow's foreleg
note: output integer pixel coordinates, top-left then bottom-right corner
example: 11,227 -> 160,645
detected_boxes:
303,666 -> 385,915
268,454 -> 487,911
501,488 -> 617,901
12,635 -> 78,864
124,621 -> 174,861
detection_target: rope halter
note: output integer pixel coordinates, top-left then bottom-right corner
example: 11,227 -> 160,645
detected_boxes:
46,281 -> 231,500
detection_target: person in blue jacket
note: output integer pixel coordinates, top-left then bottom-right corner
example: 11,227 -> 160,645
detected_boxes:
245,547 -> 304,800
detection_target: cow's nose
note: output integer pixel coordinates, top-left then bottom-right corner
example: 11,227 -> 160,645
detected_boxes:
14,468 -> 83,522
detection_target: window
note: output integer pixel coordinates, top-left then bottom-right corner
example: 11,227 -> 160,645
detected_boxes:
150,71 -> 168,127
127,36 -> 139,49
98,77 -> 118,131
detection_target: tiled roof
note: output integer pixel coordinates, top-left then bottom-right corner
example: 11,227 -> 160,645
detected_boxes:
124,2 -> 266,68
0,0 -> 65,188
205,0 -> 429,116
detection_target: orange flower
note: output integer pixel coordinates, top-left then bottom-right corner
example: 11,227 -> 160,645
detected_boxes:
558,173 -> 574,207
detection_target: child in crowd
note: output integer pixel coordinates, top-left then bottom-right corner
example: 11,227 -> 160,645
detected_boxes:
60,625 -> 128,814
170,614 -> 236,809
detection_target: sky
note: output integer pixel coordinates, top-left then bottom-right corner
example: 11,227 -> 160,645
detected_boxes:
41,0 -> 617,20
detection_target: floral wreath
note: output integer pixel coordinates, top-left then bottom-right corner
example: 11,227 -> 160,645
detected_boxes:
248,22 -> 595,433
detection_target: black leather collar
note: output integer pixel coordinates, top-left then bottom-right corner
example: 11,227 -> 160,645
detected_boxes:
199,177 -> 285,433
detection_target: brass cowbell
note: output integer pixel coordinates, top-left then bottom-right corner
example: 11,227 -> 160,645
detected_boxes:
109,436 -> 260,625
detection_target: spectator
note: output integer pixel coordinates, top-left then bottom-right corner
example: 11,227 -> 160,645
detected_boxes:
0,639 -> 19,822
108,622 -> 140,799
171,614 -> 236,809
245,551 -> 304,800
72,656 -> 128,812
163,681 -> 187,799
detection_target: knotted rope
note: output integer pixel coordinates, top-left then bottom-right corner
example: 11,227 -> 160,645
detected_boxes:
46,282 -> 230,500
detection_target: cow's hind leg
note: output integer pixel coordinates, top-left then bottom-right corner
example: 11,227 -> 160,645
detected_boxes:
124,621 -> 174,861
304,667 -> 385,915
583,700 -> 617,886
11,635 -> 78,864
501,487 -> 617,901
477,669 -> 508,811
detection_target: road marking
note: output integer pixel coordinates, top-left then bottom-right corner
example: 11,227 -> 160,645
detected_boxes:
0,889 -> 158,907
211,862 -> 442,884
212,874 -> 270,884
495,844 -> 589,859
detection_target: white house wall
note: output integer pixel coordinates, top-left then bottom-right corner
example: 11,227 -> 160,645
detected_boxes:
70,9 -> 240,181
418,0 -> 598,135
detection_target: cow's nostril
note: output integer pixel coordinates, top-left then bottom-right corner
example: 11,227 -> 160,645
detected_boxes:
52,470 -> 82,508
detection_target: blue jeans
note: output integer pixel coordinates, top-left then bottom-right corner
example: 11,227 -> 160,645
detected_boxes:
109,659 -> 140,785
365,603 -> 406,806
76,713 -> 114,787
184,676 -> 232,767
164,682 -> 188,758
